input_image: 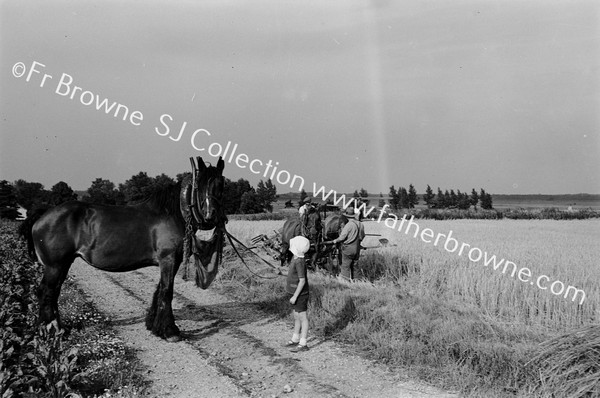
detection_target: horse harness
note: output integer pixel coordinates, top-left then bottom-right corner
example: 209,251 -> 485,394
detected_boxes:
185,157 -> 226,229
181,157 -> 226,277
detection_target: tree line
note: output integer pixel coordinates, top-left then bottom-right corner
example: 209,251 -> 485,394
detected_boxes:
294,184 -> 493,212
348,185 -> 493,211
422,185 -> 493,210
0,180 -> 78,219
1,174 -> 493,221
0,173 -> 278,220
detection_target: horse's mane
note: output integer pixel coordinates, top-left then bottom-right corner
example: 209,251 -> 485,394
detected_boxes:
137,182 -> 182,216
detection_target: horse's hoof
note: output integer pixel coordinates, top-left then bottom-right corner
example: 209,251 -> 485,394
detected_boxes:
166,335 -> 181,343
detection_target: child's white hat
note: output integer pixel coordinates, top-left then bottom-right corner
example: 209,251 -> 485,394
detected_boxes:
289,236 -> 311,258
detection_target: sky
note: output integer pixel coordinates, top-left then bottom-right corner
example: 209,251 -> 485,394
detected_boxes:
1,0 -> 598,195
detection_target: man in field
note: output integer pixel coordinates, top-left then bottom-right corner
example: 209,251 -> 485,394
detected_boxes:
326,207 -> 365,281
298,197 -> 314,236
298,197 -> 312,219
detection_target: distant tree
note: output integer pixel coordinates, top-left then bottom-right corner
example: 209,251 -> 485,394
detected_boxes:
480,188 -> 486,209
50,181 -> 77,205
407,184 -> 419,208
470,189 -> 479,210
256,179 -> 278,212
423,185 -> 435,208
399,187 -> 409,208
285,199 -> 294,208
352,190 -> 360,199
449,190 -> 458,208
176,172 -> 191,183
378,193 -> 385,208
223,178 -> 239,214
480,189 -> 493,210
457,191 -> 471,210
239,189 -> 263,214
485,193 -> 493,210
83,178 -> 119,205
359,188 -> 368,198
239,179 -> 253,191
154,173 -> 176,191
13,179 -> 49,209
444,190 -> 451,209
388,185 -> 399,211
119,172 -> 155,203
435,187 -> 446,208
223,178 -> 254,214
0,180 -> 19,220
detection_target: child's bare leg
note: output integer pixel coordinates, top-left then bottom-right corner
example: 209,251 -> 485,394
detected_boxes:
292,310 -> 301,342
298,311 -> 308,345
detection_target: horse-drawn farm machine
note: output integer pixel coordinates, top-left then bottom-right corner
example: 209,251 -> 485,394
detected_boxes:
248,226 -> 391,276
249,230 -> 284,262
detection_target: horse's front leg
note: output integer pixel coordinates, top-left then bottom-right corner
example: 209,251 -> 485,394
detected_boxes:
145,253 -> 181,342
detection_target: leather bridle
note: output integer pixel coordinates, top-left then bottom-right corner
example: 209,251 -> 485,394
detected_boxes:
187,157 -> 225,229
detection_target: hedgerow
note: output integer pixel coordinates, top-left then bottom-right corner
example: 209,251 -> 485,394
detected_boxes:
0,221 -> 145,397
0,221 -> 47,396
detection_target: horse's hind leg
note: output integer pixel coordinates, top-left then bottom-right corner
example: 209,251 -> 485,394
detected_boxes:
38,260 -> 72,331
146,253 -> 181,342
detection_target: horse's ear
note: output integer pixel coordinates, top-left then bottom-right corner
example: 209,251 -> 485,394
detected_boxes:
217,157 -> 225,174
196,156 -> 206,173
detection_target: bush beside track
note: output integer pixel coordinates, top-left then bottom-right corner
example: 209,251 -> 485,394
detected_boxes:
0,221 -> 146,398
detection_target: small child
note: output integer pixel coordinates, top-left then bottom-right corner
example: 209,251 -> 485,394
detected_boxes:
284,235 -> 311,352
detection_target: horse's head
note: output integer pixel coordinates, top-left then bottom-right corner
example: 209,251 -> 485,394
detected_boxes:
323,214 -> 348,240
303,206 -> 322,242
189,156 -> 225,229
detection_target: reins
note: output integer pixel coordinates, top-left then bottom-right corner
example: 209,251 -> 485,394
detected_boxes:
223,227 -> 284,280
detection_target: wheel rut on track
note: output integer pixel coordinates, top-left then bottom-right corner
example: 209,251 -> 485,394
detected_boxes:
69,259 -> 456,398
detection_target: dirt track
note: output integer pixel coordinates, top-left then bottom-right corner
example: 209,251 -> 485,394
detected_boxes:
69,259 -> 456,398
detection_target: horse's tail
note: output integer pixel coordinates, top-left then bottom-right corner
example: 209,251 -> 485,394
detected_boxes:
18,206 -> 49,261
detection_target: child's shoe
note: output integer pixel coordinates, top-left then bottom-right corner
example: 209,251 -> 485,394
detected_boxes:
290,344 -> 309,352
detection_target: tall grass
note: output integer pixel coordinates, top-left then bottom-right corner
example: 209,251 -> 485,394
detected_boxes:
372,219 -> 599,331
217,218 -> 600,396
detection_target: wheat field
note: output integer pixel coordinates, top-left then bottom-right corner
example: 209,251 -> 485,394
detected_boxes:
220,217 -> 600,394
225,218 -> 600,331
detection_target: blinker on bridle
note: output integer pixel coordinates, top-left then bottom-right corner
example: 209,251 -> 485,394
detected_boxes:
188,157 -> 223,226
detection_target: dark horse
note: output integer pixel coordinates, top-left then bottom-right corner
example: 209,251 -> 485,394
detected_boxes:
280,206 -> 322,267
26,157 -> 226,342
